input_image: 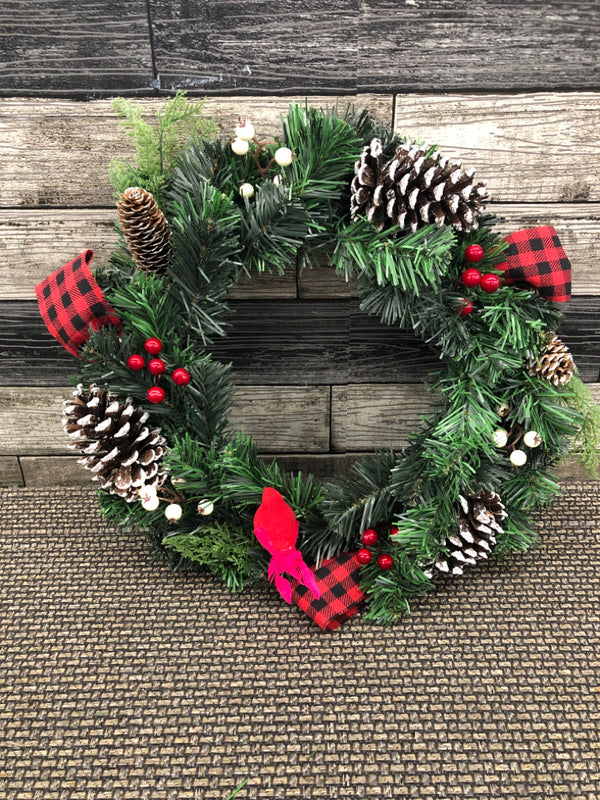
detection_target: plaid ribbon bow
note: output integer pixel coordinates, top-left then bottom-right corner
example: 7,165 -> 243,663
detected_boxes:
290,552 -> 366,631
35,250 -> 122,356
497,225 -> 571,302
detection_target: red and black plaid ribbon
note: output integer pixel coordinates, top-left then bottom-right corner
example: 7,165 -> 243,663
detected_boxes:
497,225 -> 571,302
290,552 -> 366,631
35,250 -> 122,357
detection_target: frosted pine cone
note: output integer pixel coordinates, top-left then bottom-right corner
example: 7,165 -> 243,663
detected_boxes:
63,384 -> 167,502
433,490 -> 507,576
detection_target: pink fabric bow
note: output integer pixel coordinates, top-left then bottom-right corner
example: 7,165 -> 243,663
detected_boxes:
253,488 -> 321,604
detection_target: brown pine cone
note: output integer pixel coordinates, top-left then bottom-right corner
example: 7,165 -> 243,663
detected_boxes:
527,333 -> 575,386
118,187 -> 171,273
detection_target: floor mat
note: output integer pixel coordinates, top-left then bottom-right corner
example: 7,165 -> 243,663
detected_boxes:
0,485 -> 599,800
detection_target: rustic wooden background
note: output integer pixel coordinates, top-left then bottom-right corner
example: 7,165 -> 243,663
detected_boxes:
1,1 -> 599,488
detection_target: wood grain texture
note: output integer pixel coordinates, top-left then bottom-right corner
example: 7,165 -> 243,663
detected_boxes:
1,94 -> 598,207
0,96 -> 391,208
394,93 -> 600,203
0,209 -> 296,300
331,383 -> 600,452
14,452 -> 597,488
0,1 -> 154,95
331,383 -> 432,451
3,203 -> 599,300
361,1 -> 600,93
0,457 -> 23,487
4,297 -> 599,387
148,0 -> 359,95
0,385 -> 330,456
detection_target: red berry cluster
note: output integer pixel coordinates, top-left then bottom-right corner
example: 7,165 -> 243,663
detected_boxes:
356,526 -> 396,570
457,244 -> 501,316
127,338 -> 191,404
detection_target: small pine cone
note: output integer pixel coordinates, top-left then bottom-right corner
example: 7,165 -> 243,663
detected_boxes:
527,333 -> 575,386
434,490 -> 507,576
118,187 -> 171,274
63,384 -> 167,502
382,143 -> 489,233
350,138 -> 387,231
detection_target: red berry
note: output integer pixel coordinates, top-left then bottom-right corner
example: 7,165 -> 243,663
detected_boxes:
480,273 -> 501,293
357,548 -> 372,565
144,337 -> 163,355
172,367 -> 191,386
377,554 -> 394,570
148,358 -> 166,376
127,354 -> 145,371
458,299 -> 474,316
465,244 -> 484,263
461,267 -> 482,288
390,527 -> 399,537
361,528 -> 378,546
147,386 -> 166,404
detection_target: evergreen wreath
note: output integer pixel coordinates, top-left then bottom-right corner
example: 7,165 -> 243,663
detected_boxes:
37,95 -> 600,626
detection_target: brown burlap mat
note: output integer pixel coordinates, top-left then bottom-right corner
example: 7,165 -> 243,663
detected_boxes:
0,485 -> 599,800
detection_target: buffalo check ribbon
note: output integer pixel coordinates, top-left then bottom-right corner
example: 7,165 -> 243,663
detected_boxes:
290,552 -> 366,631
35,250 -> 122,357
497,225 -> 571,303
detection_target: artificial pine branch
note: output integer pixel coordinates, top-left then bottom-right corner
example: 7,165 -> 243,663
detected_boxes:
109,92 -> 218,205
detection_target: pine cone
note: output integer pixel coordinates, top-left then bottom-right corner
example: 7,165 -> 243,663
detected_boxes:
63,384 -> 167,502
351,139 -> 489,233
527,333 -> 575,386
434,490 -> 507,576
350,138 -> 387,231
118,187 -> 171,274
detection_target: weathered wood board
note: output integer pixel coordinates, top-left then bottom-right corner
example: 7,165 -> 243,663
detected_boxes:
3,204 -> 600,299
3,296 -> 600,386
0,1 -> 154,95
1,95 -> 598,207
4,1 -> 598,95
0,385 -> 331,456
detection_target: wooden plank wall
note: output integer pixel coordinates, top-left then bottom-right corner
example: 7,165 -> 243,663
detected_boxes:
1,2 -> 599,488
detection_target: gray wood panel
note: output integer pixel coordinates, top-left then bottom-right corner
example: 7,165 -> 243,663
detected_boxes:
13,450 -> 600,488
4,203 -> 599,300
0,1 -> 154,95
0,456 -> 23,487
0,96 -> 392,208
2,2 -> 598,96
0,385 -> 331,456
394,93 -> 600,203
2,94 -> 598,207
4,297 -> 599,387
149,0 -> 359,95
361,1 -> 600,93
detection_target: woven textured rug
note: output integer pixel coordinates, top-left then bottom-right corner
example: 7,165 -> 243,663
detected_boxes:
0,485 -> 599,800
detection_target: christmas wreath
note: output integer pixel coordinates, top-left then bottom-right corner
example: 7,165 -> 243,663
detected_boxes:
36,94 -> 599,627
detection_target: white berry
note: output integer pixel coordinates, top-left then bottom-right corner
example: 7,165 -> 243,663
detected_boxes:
141,494 -> 160,511
492,428 -> 508,448
510,449 -> 528,467
523,430 -> 542,448
165,503 -> 183,522
239,182 -> 255,198
197,499 -> 214,516
235,121 -> 255,141
272,174 -> 283,186
231,138 -> 249,156
497,402 -> 510,417
274,147 -> 293,167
